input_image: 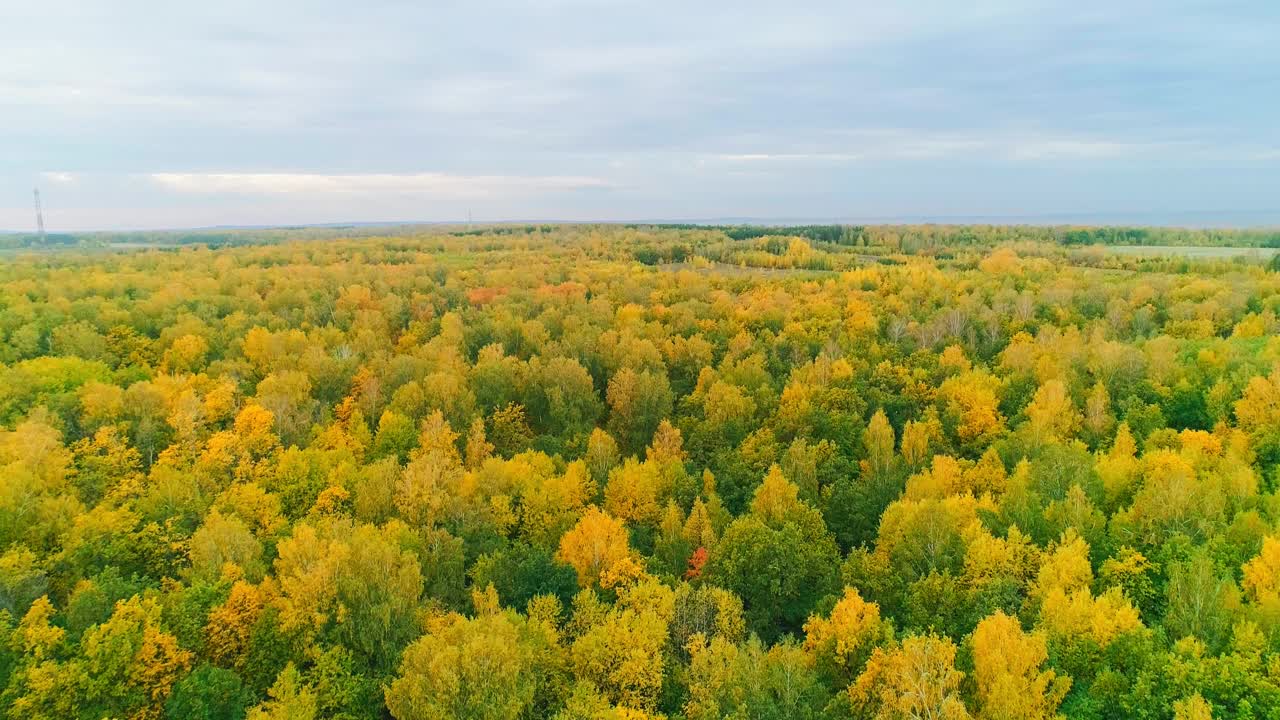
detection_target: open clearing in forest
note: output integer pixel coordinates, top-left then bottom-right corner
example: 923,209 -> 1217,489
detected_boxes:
1104,244 -> 1280,258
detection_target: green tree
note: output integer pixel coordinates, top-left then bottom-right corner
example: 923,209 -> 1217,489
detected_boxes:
166,664 -> 255,720
707,468 -> 840,639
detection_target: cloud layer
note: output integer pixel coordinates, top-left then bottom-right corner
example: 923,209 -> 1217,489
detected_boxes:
147,173 -> 612,196
3,0 -> 1278,229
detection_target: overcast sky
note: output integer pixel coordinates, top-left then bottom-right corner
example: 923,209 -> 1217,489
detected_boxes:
3,0 -> 1278,231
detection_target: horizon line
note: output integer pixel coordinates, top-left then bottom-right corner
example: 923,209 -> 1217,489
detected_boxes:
5,209 -> 1280,235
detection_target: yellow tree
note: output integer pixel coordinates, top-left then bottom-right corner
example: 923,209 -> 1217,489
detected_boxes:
570,580 -> 672,713
684,635 -> 827,720
161,333 -> 209,374
385,610 -> 552,720
864,408 -> 897,479
646,419 -> 687,465
965,448 -> 1008,496
971,611 -> 1069,720
1024,379 -> 1080,442
803,587 -> 892,684
1235,371 -> 1280,433
395,412 -> 463,526
70,425 -> 143,505
904,454 -> 967,500
848,633 -> 971,720
603,459 -> 665,525
1037,586 -> 1143,649
939,344 -> 973,373
235,403 -> 279,454
963,526 -> 1041,592
254,371 -> 317,447
1242,535 -> 1280,607
1172,694 -> 1213,720
247,664 -> 318,720
272,521 -> 422,673
0,418 -> 78,550
189,509 -> 264,582
198,403 -> 281,484
937,371 -> 1006,453
749,464 -> 805,524
554,681 -> 663,720
1032,530 -> 1094,601
1096,423 -> 1139,512
584,428 -> 621,486
271,522 -> 345,633
900,415 -> 937,471
520,461 -> 594,546
205,581 -> 266,670
557,507 -> 634,588
463,418 -> 493,470
1081,382 -> 1114,446
76,596 -> 193,720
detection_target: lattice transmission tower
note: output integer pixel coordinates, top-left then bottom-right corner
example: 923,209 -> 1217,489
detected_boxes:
33,188 -> 47,245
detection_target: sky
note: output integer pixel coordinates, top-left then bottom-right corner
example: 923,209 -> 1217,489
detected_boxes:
3,0 -> 1279,231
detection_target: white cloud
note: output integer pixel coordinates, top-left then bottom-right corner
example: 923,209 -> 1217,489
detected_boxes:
700,131 -> 1177,165
4,0 -> 1277,228
39,171 -> 79,185
709,152 -> 865,163
1006,139 -> 1162,160
146,172 -> 612,197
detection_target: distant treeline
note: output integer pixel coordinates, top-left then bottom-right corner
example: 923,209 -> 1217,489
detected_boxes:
0,224 -> 440,250
0,233 -> 80,248
448,225 -> 557,237
6,222 -> 1280,251
640,224 -> 1280,249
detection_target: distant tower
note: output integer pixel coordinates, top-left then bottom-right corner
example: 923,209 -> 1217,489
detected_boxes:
33,188 -> 47,244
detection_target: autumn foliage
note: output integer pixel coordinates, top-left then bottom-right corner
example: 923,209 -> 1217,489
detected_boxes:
1,225 -> 1279,718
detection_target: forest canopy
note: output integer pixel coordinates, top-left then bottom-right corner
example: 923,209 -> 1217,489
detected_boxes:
2,224 -> 1280,719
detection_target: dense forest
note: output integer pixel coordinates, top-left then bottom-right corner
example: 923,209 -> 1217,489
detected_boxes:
5,221 -> 1280,251
2,224 -> 1280,719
